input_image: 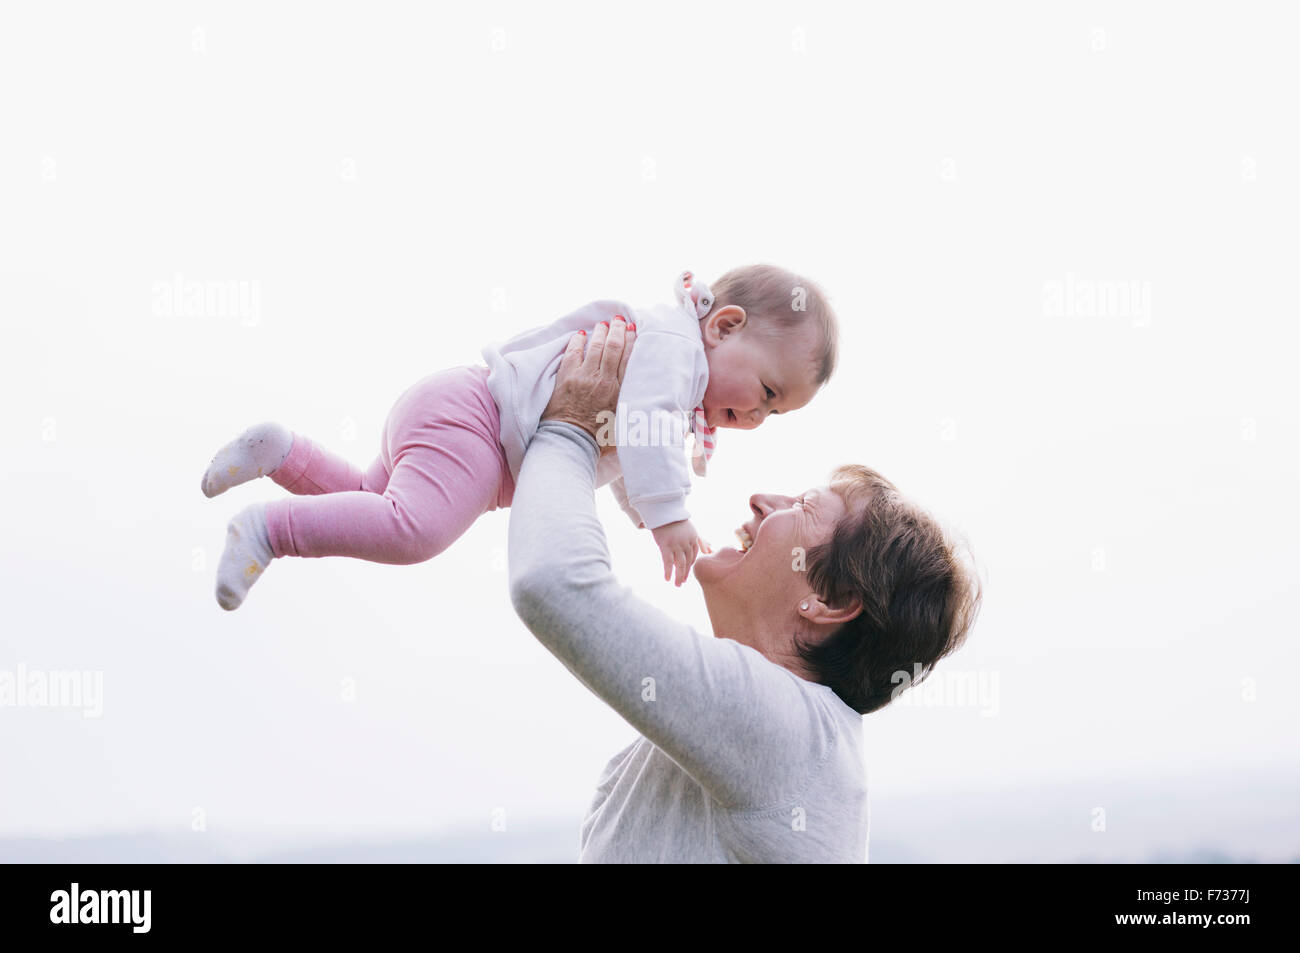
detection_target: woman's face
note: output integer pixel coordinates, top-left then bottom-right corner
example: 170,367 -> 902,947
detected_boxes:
694,484 -> 849,622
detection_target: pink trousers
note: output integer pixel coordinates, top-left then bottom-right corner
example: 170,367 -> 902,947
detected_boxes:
265,365 -> 515,564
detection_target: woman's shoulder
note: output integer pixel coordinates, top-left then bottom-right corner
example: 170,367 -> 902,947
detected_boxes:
726,637 -> 858,714
714,637 -> 859,761
716,643 -> 868,832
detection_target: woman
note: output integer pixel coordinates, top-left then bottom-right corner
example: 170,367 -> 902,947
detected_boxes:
509,319 -> 980,863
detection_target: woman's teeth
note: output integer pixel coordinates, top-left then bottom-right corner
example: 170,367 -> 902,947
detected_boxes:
734,527 -> 753,552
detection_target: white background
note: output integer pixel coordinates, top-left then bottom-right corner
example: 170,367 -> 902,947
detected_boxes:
1,1 -> 1296,862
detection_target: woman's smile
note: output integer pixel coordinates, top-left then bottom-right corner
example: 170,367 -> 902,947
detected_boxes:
697,515 -> 763,577
734,524 -> 754,552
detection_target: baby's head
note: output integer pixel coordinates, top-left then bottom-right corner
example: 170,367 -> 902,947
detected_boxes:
697,264 -> 839,430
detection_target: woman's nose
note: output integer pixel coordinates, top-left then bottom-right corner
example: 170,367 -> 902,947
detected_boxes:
750,493 -> 796,518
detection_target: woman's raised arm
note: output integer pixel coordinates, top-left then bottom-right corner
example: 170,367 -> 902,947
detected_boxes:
507,323 -> 835,811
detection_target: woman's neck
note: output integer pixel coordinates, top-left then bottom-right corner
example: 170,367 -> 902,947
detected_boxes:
706,602 -> 817,681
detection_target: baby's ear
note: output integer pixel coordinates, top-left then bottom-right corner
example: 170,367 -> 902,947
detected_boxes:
703,305 -> 747,343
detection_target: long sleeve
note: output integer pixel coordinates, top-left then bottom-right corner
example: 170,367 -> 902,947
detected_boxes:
607,476 -> 645,528
611,328 -> 708,529
508,421 -> 837,811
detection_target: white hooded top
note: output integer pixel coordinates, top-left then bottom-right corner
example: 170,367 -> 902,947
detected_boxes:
481,274 -> 713,530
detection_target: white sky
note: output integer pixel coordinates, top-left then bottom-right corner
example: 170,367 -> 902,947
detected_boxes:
1,1 -> 1297,859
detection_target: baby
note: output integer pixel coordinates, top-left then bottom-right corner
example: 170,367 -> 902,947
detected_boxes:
202,264 -> 838,608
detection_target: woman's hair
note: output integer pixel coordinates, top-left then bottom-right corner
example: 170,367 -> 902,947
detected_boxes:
708,263 -> 839,385
796,465 -> 982,715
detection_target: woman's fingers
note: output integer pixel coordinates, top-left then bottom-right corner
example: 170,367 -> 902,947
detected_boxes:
616,320 -> 636,382
601,316 -> 628,377
557,328 -> 587,373
583,320 -> 609,372
539,319 -> 626,437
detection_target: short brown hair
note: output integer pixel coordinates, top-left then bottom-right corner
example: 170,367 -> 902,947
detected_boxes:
797,465 -> 981,715
708,263 -> 839,385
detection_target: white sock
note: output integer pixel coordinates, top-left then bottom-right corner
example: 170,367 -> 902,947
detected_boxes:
201,422 -> 293,498
215,503 -> 275,611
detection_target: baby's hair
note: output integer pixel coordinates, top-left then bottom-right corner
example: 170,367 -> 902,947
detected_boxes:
707,263 -> 839,385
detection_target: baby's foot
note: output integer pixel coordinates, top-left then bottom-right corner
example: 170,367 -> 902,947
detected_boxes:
201,422 -> 293,498
215,503 -> 275,611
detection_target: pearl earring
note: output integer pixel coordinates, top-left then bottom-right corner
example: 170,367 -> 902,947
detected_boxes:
800,602 -> 809,611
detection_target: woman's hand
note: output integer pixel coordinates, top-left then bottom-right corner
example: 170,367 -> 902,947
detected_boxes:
541,315 -> 637,453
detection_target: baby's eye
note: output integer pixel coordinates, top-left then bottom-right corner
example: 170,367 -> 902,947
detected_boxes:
764,385 -> 775,401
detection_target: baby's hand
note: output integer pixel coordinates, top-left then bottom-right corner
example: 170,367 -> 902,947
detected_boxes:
651,519 -> 710,587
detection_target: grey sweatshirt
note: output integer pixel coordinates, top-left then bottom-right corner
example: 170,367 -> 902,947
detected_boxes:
508,421 -> 870,863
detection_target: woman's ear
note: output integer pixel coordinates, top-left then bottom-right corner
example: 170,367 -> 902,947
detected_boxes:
798,594 -> 863,628
700,305 -> 747,347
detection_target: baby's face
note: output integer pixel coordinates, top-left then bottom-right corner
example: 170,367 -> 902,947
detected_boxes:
699,314 -> 822,430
